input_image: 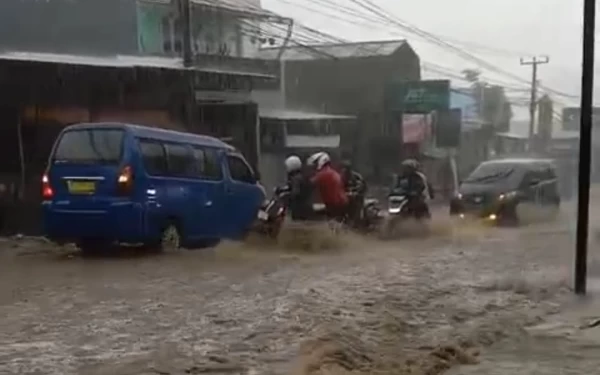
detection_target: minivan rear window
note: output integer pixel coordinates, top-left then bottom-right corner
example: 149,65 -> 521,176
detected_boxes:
53,129 -> 124,165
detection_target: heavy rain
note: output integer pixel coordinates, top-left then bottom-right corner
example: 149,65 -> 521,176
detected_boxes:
0,0 -> 598,374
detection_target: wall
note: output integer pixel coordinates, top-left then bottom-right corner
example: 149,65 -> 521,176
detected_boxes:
0,0 -> 138,55
193,10 -> 242,56
284,48 -> 420,114
137,2 -> 258,58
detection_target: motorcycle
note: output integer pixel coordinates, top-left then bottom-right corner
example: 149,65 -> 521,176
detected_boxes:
382,189 -> 431,236
254,185 -> 385,238
346,190 -> 384,232
253,186 -> 289,239
312,190 -> 384,232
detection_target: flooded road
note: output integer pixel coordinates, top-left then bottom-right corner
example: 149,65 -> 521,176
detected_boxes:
0,208 -> 590,375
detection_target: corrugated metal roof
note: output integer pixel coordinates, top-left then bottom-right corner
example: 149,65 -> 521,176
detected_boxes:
259,108 -> 355,120
0,51 -> 275,78
286,135 -> 340,148
141,0 -> 287,20
258,40 -> 406,61
192,0 -> 280,18
0,51 -> 182,69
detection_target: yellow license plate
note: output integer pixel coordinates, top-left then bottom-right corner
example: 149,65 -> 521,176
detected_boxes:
67,181 -> 96,194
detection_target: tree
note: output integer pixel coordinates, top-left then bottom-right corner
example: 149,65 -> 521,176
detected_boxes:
461,69 -> 513,133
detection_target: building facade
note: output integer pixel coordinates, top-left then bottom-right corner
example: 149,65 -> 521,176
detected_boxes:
137,0 -> 272,58
0,0 -> 280,59
257,40 -> 421,181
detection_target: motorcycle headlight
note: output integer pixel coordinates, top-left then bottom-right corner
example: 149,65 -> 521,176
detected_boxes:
454,192 -> 463,200
498,191 -> 517,200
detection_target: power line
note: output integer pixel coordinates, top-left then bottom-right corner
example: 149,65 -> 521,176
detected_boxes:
270,0 -> 580,101
235,5 -> 549,116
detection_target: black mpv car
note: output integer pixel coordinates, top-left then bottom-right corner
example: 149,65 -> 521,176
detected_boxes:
450,158 -> 560,225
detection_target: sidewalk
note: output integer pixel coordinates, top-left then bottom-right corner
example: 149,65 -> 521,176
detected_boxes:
448,290 -> 600,374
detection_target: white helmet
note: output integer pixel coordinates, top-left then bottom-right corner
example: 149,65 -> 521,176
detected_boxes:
284,155 -> 302,173
307,151 -> 331,170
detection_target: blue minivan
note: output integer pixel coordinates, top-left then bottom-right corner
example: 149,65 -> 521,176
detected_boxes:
42,122 -> 265,252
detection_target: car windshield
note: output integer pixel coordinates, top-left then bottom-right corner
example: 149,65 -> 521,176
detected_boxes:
463,163 -> 516,184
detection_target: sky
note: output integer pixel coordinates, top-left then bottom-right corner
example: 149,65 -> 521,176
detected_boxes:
260,0 -> 589,121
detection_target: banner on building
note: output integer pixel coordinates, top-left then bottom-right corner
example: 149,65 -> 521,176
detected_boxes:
402,113 -> 432,143
435,108 -> 462,148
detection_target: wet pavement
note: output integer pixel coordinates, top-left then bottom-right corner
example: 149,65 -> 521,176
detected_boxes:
0,205 -> 594,375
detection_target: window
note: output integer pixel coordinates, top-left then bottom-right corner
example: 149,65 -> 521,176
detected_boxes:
53,129 -> 123,165
227,155 -> 255,183
190,146 -> 223,180
139,140 -> 167,175
165,143 -> 194,177
204,148 -> 223,179
521,169 -> 543,188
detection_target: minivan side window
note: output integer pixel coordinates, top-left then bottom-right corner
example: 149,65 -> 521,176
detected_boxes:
521,169 -> 543,188
139,140 -> 167,175
191,147 -> 223,180
227,155 -> 255,184
164,143 -> 195,177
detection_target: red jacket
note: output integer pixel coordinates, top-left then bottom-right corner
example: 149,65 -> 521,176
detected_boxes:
311,165 -> 348,208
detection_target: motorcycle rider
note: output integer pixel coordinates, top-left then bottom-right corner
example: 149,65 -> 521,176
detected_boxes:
306,152 -> 348,222
340,160 -> 367,226
391,159 -> 433,217
283,155 -> 313,221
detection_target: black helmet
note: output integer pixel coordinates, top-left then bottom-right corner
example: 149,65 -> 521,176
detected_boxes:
341,160 -> 352,170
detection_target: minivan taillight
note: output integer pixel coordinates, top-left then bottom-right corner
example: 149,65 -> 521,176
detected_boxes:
117,165 -> 134,195
42,173 -> 53,199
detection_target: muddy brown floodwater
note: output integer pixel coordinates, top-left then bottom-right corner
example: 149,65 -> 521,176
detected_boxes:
0,214 -> 583,375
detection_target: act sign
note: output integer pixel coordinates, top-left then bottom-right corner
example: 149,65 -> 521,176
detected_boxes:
386,80 -> 450,113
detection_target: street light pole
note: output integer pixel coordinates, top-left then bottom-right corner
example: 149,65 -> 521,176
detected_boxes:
575,0 -> 596,295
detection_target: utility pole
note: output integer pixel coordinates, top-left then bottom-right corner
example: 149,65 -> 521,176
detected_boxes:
520,56 -> 549,149
575,0 -> 596,295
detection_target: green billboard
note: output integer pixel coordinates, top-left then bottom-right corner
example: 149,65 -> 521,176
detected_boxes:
386,79 -> 450,113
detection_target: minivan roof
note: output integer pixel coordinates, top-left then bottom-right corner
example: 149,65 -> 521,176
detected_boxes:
64,122 -> 236,151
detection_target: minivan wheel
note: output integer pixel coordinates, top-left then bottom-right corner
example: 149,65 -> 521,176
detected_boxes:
160,224 -> 181,252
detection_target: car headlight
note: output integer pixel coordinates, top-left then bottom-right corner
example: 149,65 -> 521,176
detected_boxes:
498,191 -> 517,200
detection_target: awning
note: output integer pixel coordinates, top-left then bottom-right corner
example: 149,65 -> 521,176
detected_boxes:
0,51 -> 276,79
259,108 -> 355,121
